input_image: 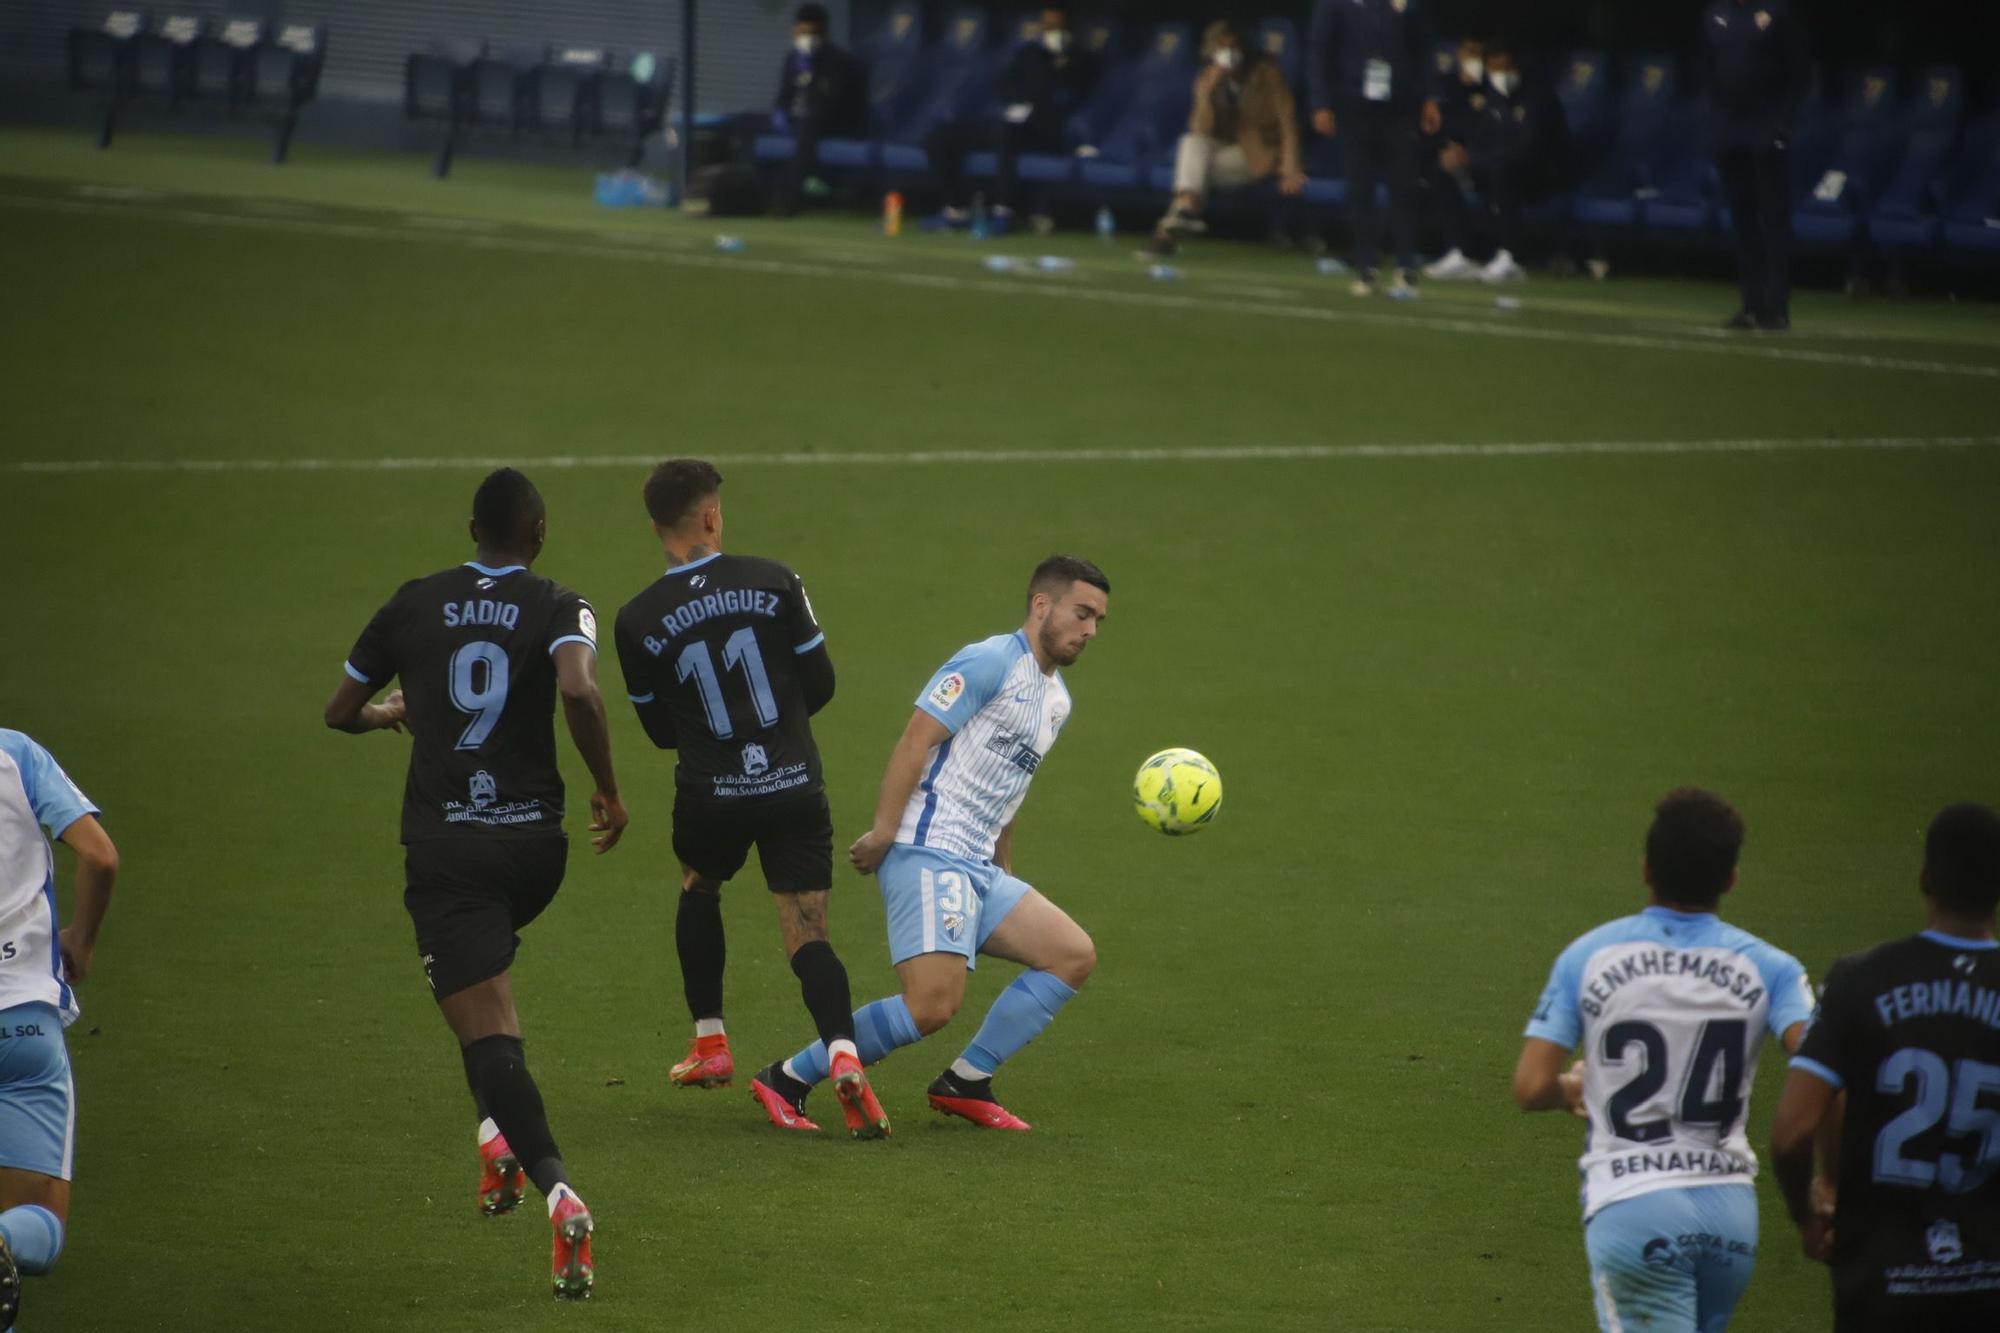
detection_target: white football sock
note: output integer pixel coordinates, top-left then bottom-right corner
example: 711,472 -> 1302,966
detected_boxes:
780,1057 -> 804,1083
476,1117 -> 501,1147
950,1057 -> 988,1082
546,1182 -> 583,1217
827,1038 -> 859,1065
694,1018 -> 726,1039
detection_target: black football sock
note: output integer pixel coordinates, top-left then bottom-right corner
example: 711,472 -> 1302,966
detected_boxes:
789,939 -> 855,1048
676,888 -> 726,1023
461,1034 -> 568,1197
466,1070 -> 491,1125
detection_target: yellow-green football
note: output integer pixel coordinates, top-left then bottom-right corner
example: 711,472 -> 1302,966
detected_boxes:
1133,748 -> 1222,835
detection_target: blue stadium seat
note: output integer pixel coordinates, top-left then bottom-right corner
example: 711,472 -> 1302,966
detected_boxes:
1868,67 -> 1965,252
1793,66 -> 1904,246
1258,18 -> 1303,92
1089,21 -> 1195,179
1573,53 -> 1679,229
1555,50 -> 1615,184
1941,109 -> 2000,254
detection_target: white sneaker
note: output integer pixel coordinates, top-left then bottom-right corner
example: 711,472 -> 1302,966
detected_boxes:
1480,250 -> 1527,283
1424,248 -> 1478,280
1388,270 -> 1419,301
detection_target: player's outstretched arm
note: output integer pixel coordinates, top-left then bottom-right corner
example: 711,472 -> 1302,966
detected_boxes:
56,813 -> 117,985
849,709 -> 950,874
1770,1067 -> 1838,1261
323,676 -> 406,735
797,642 -> 835,717
555,641 -> 627,854
1510,1038 -> 1584,1115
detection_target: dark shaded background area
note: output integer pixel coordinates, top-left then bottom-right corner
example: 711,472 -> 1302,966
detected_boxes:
862,2 -> 2000,76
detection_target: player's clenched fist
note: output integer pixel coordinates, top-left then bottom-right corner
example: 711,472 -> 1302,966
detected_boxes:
849,828 -> 893,874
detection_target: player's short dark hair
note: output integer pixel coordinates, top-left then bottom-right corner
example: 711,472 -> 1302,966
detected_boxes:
794,3 -> 829,28
1026,554 -> 1110,611
470,467 -> 545,550
643,458 -> 723,530
1645,788 -> 1744,908
1923,803 -> 2000,918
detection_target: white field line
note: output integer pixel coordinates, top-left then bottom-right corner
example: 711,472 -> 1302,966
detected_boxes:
8,436 -> 1999,476
5,192 -> 1999,382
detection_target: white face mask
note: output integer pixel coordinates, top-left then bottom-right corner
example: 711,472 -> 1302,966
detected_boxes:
1042,29 -> 1069,54
1490,70 -> 1519,95
793,34 -> 819,56
1213,47 -> 1240,71
1460,57 -> 1484,83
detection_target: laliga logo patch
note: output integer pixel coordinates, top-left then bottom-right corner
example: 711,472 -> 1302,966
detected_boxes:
742,743 -> 769,777
470,770 -> 497,809
928,672 -> 966,711
578,606 -> 597,644
1927,1219 -> 1963,1265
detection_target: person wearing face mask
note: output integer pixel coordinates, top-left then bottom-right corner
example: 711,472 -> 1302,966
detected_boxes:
925,9 -> 1098,235
1426,39 -> 1568,283
1420,38 -> 1487,278
1307,0 -> 1442,299
767,3 -> 865,216
1151,20 -> 1306,249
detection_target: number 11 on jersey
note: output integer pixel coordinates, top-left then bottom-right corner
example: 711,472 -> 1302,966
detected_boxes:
676,627 -> 778,739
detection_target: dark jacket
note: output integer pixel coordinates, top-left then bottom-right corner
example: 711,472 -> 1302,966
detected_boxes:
773,41 -> 866,132
1435,72 -> 1484,146
1307,0 -> 1437,112
1469,77 -> 1570,195
999,40 -> 1098,136
1700,0 -> 1811,150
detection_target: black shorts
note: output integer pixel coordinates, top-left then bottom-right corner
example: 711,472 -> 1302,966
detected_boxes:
672,790 -> 832,894
403,836 -> 568,1001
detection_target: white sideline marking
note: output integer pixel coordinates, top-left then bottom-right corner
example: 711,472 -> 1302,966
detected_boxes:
6,192 -> 1999,382
8,436 -> 1998,476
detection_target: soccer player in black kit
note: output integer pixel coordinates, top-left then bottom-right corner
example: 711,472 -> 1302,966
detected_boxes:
614,459 -> 888,1139
1771,803 -> 2000,1331
322,468 -> 627,1300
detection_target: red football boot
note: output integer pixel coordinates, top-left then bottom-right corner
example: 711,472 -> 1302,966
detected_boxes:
670,1033 -> 734,1088
549,1187 -> 594,1301
927,1069 -> 1031,1131
831,1049 -> 891,1140
477,1133 -> 525,1217
749,1062 -> 821,1131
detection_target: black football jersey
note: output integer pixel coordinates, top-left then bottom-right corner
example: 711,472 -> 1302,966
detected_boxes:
346,562 -> 596,842
1796,932 -> 2000,1320
614,553 -> 825,803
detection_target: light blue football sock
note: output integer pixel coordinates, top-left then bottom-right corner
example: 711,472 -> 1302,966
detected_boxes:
782,995 -> 921,1087
0,1204 -> 65,1274
960,970 -> 1077,1076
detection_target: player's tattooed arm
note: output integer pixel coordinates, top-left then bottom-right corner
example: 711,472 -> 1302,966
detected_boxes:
323,675 -> 406,734
849,709 -> 951,874
555,641 -> 628,853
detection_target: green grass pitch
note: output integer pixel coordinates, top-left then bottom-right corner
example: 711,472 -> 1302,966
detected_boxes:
1,126 -> 1997,1330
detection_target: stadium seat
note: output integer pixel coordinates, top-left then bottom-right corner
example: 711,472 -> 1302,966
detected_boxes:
1554,50 -> 1615,187
1258,18 -> 1303,92
823,1 -> 926,175
131,13 -> 201,109
595,53 -> 673,153
1941,108 -> 2000,254
405,38 -> 480,124
1868,67 -> 1965,252
1793,65 -> 1904,247
69,9 -> 147,95
1573,53 -> 1679,229
248,22 -> 326,162
189,16 -> 260,106
525,46 -> 611,142
467,43 -> 536,135
1089,22 -> 1195,176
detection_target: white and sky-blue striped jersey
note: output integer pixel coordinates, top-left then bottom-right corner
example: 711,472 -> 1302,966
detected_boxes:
895,630 -> 1071,864
0,730 -> 98,1024
1525,905 -> 1815,1218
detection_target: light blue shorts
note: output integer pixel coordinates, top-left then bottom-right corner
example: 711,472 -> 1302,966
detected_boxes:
879,844 -> 1032,969
0,1002 -> 75,1181
1584,1184 -> 1758,1333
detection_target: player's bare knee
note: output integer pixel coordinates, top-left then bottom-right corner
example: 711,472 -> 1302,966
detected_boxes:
1056,930 -> 1097,988
681,873 -> 722,896
906,988 -> 961,1035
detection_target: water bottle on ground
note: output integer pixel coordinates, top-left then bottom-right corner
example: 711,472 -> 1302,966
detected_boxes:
1095,206 -> 1114,242
970,192 -> 990,241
